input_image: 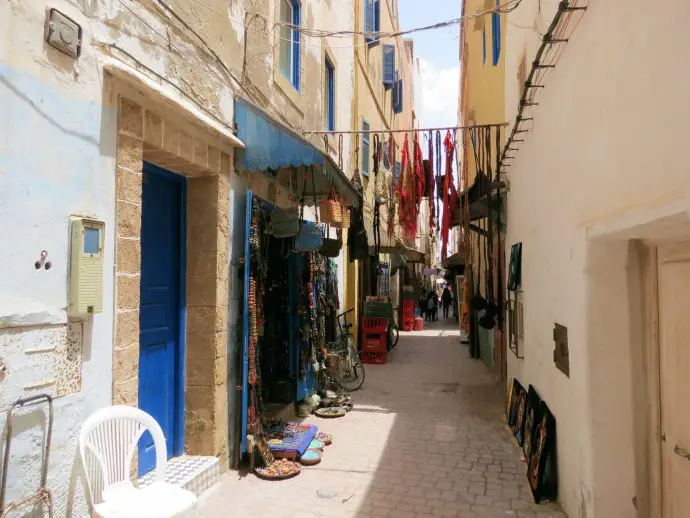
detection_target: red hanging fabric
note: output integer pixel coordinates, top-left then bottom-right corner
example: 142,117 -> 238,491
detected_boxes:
428,131 -> 436,231
441,131 -> 455,259
396,134 -> 410,198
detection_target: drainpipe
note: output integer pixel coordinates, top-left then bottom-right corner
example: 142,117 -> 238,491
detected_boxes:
346,0 -> 361,346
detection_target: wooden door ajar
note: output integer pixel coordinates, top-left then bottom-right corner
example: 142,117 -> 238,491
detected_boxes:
658,242 -> 690,518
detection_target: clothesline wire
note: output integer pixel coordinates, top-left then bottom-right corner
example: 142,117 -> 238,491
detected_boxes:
304,123 -> 507,136
186,0 -> 522,46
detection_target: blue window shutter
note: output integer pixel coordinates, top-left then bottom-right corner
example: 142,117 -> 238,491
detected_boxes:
371,0 -> 381,45
362,120 -> 370,177
364,0 -> 374,43
492,1 -> 500,66
393,79 -> 403,114
292,1 -> 301,90
383,44 -> 395,88
326,59 -> 335,132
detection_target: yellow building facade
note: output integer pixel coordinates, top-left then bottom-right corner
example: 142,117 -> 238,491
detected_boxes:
346,0 -> 418,341
458,0 -> 506,373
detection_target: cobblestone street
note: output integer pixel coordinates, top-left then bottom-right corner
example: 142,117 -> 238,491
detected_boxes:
197,319 -> 566,518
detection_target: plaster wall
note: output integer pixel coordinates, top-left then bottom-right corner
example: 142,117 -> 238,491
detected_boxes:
503,1 -> 690,516
0,2 -> 117,513
3,0 -> 245,506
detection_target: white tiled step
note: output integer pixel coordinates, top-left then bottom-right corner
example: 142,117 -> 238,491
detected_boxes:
138,455 -> 220,497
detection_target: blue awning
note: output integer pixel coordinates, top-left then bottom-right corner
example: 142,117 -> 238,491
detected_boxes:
234,98 -> 361,208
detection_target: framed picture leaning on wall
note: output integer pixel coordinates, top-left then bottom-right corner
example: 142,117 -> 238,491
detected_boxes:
508,242 -> 522,291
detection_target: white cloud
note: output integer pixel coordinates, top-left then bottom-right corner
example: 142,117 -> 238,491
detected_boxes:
416,57 -> 460,128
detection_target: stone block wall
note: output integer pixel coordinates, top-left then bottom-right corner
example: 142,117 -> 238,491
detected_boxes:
185,173 -> 230,461
114,97 -> 144,406
113,94 -> 232,469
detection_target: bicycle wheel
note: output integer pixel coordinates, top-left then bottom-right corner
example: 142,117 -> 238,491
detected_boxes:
388,324 -> 400,349
337,350 -> 365,392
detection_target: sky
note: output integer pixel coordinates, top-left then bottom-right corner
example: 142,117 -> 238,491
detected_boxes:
398,0 -> 462,135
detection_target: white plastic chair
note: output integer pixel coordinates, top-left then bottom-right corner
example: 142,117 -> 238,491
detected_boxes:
79,405 -> 197,518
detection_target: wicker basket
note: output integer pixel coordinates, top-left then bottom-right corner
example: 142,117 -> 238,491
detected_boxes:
319,199 -> 342,225
336,208 -> 350,229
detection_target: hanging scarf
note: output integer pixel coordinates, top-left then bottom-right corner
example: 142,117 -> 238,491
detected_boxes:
387,133 -> 396,239
413,132 -> 425,208
428,131 -> 436,230
398,134 -> 414,240
441,131 -> 455,259
435,131 -> 442,230
396,134 -> 410,198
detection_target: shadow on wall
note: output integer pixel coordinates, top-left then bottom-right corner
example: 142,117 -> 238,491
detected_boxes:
0,404 -> 50,515
0,399 -> 95,517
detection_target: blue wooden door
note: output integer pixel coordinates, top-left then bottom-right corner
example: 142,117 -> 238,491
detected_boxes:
240,190 -> 252,454
138,163 -> 186,475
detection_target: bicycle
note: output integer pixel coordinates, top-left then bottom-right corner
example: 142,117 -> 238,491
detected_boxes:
324,308 -> 366,392
388,311 -> 399,350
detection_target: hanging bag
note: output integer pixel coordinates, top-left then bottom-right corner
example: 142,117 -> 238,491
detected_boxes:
319,225 -> 342,258
295,221 -> 323,251
319,189 -> 342,226
271,208 -> 300,237
295,167 -> 324,252
339,203 -> 351,229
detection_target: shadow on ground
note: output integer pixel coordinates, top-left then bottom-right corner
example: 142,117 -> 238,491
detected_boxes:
196,318 -> 567,518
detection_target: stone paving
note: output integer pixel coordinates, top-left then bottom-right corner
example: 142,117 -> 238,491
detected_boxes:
196,318 -> 567,518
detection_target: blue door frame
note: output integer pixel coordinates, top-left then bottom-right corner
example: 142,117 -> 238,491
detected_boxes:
240,190 -> 252,454
239,197 -> 317,455
138,162 -> 187,475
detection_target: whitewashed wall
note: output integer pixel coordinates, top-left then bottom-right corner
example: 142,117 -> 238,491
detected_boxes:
503,1 -> 690,516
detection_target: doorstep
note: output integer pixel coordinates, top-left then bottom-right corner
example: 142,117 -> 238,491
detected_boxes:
138,455 -> 220,497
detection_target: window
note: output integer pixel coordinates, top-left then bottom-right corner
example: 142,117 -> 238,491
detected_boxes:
364,0 -> 381,45
392,73 -> 403,114
361,120 -> 370,177
325,57 -> 335,132
279,0 -> 300,90
383,44 -> 395,89
491,0 -> 500,66
482,24 -> 487,65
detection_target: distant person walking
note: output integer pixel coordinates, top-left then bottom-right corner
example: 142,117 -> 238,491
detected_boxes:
418,289 -> 428,321
441,286 -> 452,318
427,291 -> 439,322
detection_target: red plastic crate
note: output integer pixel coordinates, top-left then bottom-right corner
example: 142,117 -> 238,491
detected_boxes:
361,317 -> 388,334
361,332 -> 388,352
360,350 -> 387,364
401,318 -> 414,332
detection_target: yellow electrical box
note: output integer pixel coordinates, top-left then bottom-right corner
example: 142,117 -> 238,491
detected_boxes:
68,217 -> 105,317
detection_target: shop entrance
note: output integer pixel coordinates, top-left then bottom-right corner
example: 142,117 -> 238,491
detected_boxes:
657,242 -> 690,517
239,192 -> 341,458
138,163 -> 186,475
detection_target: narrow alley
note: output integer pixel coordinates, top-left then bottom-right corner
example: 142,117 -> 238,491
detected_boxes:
196,319 -> 566,518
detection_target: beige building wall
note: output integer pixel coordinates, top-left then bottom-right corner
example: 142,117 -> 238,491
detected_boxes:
350,0 -> 417,336
503,1 -> 690,516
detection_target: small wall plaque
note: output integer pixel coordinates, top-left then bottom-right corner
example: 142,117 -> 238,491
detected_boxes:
45,8 -> 82,58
